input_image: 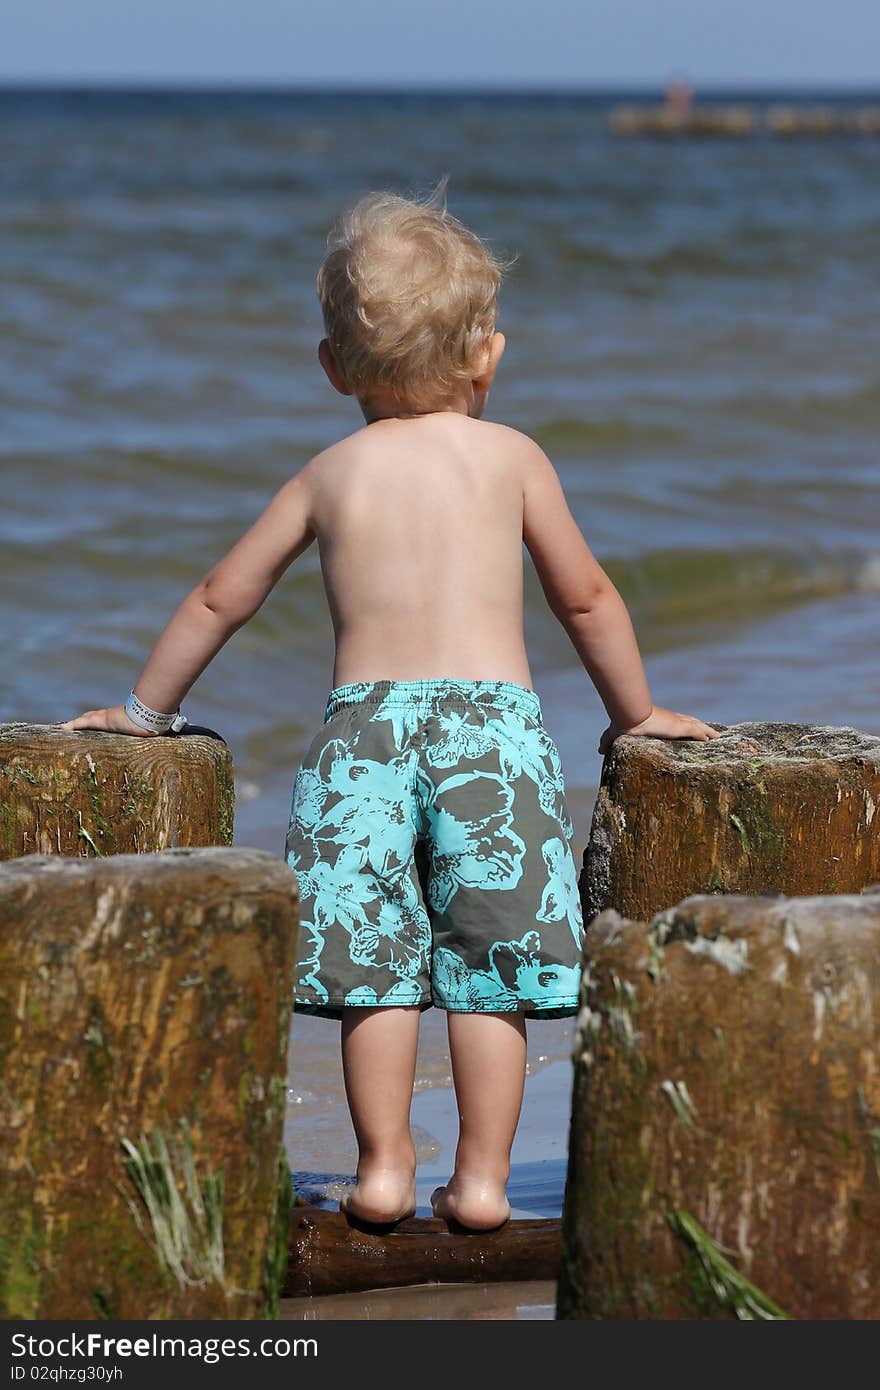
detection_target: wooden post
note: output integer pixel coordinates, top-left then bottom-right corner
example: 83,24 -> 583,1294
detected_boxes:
582,721 -> 880,923
0,847 -> 298,1319
558,891 -> 880,1320
0,723 -> 235,859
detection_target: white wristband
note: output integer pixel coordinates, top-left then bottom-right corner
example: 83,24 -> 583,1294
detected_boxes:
125,690 -> 188,734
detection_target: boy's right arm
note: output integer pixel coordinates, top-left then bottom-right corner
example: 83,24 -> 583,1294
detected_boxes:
58,462 -> 318,736
520,442 -> 719,751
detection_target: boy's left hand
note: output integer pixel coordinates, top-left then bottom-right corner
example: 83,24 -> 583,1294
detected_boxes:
598,705 -> 721,755
55,705 -> 160,737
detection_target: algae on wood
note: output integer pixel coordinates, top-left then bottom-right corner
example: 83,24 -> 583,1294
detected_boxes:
582,721 -> 880,923
0,723 -> 234,859
558,891 -> 880,1320
0,847 -> 298,1319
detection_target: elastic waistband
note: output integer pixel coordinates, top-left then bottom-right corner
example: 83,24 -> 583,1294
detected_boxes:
324,678 -> 541,723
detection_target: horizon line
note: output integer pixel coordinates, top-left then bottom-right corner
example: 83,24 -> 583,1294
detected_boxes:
2,77 -> 880,96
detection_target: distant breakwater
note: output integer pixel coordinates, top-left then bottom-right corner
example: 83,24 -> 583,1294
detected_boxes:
610,103 -> 880,138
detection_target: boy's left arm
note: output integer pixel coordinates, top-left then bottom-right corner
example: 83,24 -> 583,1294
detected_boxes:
57,467 -> 316,735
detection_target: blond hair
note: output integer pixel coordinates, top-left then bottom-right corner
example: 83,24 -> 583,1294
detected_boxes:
316,182 -> 510,411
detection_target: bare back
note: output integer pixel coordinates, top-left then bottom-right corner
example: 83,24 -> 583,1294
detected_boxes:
306,414 -> 534,687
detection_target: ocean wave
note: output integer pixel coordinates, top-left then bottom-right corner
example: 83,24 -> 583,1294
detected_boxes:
855,553 -> 880,590
568,542 -> 879,633
743,378 -> 880,425
531,416 -> 685,452
553,228 -> 825,280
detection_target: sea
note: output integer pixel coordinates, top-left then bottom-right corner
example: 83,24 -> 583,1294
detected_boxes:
2,87 -> 878,1238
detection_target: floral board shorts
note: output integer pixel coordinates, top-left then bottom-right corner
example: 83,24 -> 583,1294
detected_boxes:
284,678 -> 585,1020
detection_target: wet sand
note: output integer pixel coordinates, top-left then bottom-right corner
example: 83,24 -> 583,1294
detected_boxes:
282,1279 -> 557,1321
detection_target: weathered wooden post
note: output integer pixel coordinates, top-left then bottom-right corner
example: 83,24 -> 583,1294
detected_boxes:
0,723 -> 235,859
582,721 -> 880,923
558,891 -> 880,1320
0,847 -> 298,1319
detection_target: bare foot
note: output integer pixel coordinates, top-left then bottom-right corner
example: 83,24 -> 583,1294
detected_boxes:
339,1166 -> 416,1227
431,1178 -> 511,1232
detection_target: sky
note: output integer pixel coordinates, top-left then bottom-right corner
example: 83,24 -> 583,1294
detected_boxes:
2,0 -> 879,88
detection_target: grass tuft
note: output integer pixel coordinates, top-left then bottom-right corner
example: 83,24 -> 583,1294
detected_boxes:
669,1208 -> 791,1320
121,1119 -> 225,1290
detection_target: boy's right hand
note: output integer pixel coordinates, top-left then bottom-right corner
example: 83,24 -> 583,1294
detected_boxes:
598,705 -> 721,755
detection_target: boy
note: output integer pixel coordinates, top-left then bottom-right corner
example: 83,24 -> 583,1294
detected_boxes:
60,187 -> 718,1233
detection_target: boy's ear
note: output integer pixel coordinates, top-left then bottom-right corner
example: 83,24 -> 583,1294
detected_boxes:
318,338 -> 352,396
472,331 -> 505,391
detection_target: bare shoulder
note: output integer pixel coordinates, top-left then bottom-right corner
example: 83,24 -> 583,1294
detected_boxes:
472,421 -> 560,501
292,425 -> 373,504
459,418 -> 549,477
300,424 -> 370,476
463,418 -> 540,452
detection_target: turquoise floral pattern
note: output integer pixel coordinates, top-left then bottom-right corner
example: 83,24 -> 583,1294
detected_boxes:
433,932 -> 582,1012
536,835 -> 584,948
418,767 -> 526,912
285,679 -> 585,1021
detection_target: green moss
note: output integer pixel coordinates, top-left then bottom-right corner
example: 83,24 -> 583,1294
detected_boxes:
729,813 -> 749,854
560,988 -> 660,1317
237,1070 -> 254,1117
1,763 -> 39,787
86,776 -> 117,853
91,1286 -> 115,1319
557,1226 -> 587,1319
646,929 -> 666,982
60,1205 -> 149,1294
1,801 -> 17,855
752,784 -> 786,844
256,1074 -> 289,1144
727,780 -> 787,872
262,1151 -> 293,1319
705,867 -> 730,894
557,1069 -> 591,1319
77,812 -> 104,858
121,771 -> 154,830
25,993 -> 46,1028
217,773 -> 236,846
668,745 -> 706,764
0,1208 -> 43,1318
83,1006 -> 113,1084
